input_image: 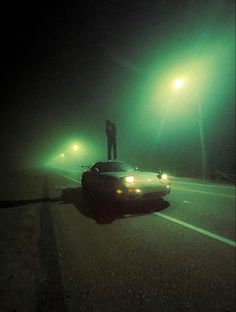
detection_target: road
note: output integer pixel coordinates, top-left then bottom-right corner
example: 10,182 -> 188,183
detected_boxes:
0,168 -> 235,312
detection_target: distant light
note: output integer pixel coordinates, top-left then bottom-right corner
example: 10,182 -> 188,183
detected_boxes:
60,153 -> 65,158
72,144 -> 79,151
174,79 -> 184,89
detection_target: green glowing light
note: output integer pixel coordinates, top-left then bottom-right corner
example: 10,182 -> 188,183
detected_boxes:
174,79 -> 184,89
42,134 -> 105,171
73,144 -> 79,151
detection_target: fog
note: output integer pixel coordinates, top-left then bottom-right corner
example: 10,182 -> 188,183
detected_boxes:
0,0 -> 235,180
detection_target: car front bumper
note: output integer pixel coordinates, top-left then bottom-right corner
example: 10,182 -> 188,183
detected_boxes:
114,184 -> 171,202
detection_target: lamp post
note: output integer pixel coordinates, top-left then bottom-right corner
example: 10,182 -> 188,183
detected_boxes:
196,95 -> 207,179
173,79 -> 207,179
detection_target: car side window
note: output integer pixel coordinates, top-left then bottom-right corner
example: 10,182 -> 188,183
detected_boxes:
91,163 -> 101,172
91,167 -> 99,173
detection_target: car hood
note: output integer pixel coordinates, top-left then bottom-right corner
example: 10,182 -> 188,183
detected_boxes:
101,171 -> 159,181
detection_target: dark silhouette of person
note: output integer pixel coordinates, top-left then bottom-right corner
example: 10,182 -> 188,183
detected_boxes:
105,120 -> 117,161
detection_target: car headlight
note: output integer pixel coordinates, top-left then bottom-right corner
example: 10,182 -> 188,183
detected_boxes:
161,173 -> 168,180
124,176 -> 135,183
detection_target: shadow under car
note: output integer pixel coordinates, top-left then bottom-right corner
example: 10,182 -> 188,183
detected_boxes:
61,187 -> 170,224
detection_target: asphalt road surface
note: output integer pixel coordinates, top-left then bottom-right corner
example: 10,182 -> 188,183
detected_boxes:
0,168 -> 235,312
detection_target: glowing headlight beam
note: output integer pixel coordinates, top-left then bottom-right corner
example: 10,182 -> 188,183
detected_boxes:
161,173 -> 168,180
125,176 -> 135,183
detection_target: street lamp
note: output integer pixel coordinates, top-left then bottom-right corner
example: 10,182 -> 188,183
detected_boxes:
196,94 -> 207,179
72,144 -> 79,151
174,79 -> 184,89
173,79 -> 207,179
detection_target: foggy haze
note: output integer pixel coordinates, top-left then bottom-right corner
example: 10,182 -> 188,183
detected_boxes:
0,0 -> 235,180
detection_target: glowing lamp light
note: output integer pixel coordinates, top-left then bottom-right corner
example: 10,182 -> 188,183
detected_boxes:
174,79 -> 184,89
73,144 -> 79,151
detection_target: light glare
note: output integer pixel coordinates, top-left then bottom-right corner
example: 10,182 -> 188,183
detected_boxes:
73,144 -> 79,151
161,173 -> 168,180
174,79 -> 184,89
125,176 -> 135,183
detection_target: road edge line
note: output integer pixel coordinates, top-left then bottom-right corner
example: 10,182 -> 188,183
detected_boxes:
154,212 -> 236,248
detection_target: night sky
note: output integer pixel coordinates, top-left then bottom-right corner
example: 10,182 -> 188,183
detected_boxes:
0,0 -> 235,179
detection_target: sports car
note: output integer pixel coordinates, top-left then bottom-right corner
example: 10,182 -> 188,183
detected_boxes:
81,161 -> 170,202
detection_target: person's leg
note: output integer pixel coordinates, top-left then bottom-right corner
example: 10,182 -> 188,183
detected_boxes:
113,139 -> 117,160
108,139 -> 112,160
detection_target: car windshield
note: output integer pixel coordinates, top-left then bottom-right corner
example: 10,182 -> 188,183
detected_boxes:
93,162 -> 135,173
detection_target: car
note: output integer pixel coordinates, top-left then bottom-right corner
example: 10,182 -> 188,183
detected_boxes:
81,161 -> 170,203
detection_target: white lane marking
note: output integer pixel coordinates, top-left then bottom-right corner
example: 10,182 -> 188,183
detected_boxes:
60,173 -> 236,248
173,186 -> 235,199
172,179 -> 235,189
60,174 -> 81,184
154,212 -> 236,248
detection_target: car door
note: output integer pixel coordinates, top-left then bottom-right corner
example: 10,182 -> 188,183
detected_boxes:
87,168 -> 101,190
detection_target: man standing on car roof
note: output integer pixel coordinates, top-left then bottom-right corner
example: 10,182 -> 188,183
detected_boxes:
105,120 -> 117,161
